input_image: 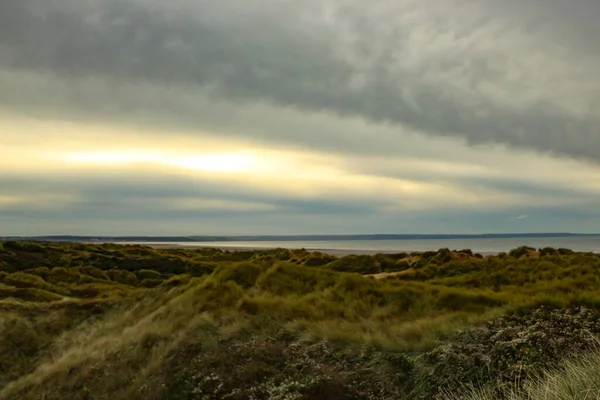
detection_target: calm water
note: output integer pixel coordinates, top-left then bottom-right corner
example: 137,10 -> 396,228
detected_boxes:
130,236 -> 600,255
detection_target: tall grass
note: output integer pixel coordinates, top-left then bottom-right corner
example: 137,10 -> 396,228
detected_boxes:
452,351 -> 600,400
2,241 -> 600,399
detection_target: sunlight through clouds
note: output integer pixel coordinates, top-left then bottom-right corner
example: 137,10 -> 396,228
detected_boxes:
1,0 -> 600,235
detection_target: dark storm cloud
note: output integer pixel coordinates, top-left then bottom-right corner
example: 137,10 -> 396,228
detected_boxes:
1,0 -> 599,160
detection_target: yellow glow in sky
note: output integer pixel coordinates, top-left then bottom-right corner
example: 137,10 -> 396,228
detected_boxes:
63,151 -> 259,173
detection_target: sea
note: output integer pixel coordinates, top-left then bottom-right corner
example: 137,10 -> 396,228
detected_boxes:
126,236 -> 600,255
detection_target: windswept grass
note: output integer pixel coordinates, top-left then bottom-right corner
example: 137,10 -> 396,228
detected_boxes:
1,241 -> 600,399
451,351 -> 600,400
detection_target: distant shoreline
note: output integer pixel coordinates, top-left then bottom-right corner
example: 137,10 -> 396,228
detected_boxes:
3,235 -> 600,256
141,243 -> 499,257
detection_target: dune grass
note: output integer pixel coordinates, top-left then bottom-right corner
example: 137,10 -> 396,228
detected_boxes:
1,242 -> 600,399
451,351 -> 600,400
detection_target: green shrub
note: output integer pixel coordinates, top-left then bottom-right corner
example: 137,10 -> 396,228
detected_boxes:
21,267 -> 52,278
46,267 -> 82,284
422,306 -> 600,397
186,262 -> 215,276
374,253 -> 401,272
213,250 -> 255,262
107,269 -> 138,286
80,266 -> 110,280
3,272 -> 65,294
69,283 -> 132,298
303,254 -> 337,267
253,248 -> 291,261
539,247 -> 558,257
509,246 -> 536,258
327,255 -> 381,274
434,248 -> 453,263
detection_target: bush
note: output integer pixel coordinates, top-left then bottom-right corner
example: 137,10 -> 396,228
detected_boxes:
303,255 -> 337,267
80,266 -> 110,281
434,248 -> 453,263
107,269 -> 138,286
509,246 -> 536,258
3,272 -> 65,294
539,247 -> 558,257
162,335 -> 414,400
213,250 -> 255,262
21,267 -> 52,278
46,267 -> 82,284
69,283 -> 132,298
327,255 -> 381,274
422,306 -> 600,397
253,248 -> 291,261
557,248 -> 575,255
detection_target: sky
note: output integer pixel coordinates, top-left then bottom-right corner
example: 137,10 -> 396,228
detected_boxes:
1,0 -> 600,236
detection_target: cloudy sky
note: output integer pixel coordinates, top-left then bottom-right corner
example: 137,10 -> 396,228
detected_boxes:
1,0 -> 599,236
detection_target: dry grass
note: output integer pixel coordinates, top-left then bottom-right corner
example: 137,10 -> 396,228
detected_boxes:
2,242 -> 600,399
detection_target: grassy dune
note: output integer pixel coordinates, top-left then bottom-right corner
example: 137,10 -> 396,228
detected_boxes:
1,241 -> 600,399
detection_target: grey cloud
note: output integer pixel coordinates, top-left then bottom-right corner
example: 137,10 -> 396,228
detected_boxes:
1,0 -> 600,161
1,168 -> 599,236
0,172 -> 388,217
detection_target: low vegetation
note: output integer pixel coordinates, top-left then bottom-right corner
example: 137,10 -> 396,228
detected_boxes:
1,241 -> 600,399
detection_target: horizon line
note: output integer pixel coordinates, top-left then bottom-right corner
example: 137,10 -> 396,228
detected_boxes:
2,232 -> 600,239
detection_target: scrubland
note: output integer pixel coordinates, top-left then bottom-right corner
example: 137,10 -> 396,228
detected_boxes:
2,241 -> 600,399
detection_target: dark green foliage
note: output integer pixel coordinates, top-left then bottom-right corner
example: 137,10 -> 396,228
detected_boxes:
80,266 -> 110,281
539,247 -> 558,256
509,246 -> 536,258
438,248 -> 453,263
107,269 -> 139,286
374,253 -> 402,271
421,306 -> 600,397
388,252 -> 409,260
162,335 -> 415,400
421,251 -> 437,259
0,286 -> 64,302
21,267 -> 52,278
435,290 -> 506,312
303,254 -> 337,267
328,255 -> 382,274
213,250 -> 255,262
558,247 -> 575,255
252,247 -> 291,261
3,272 -> 67,295
45,267 -> 81,284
